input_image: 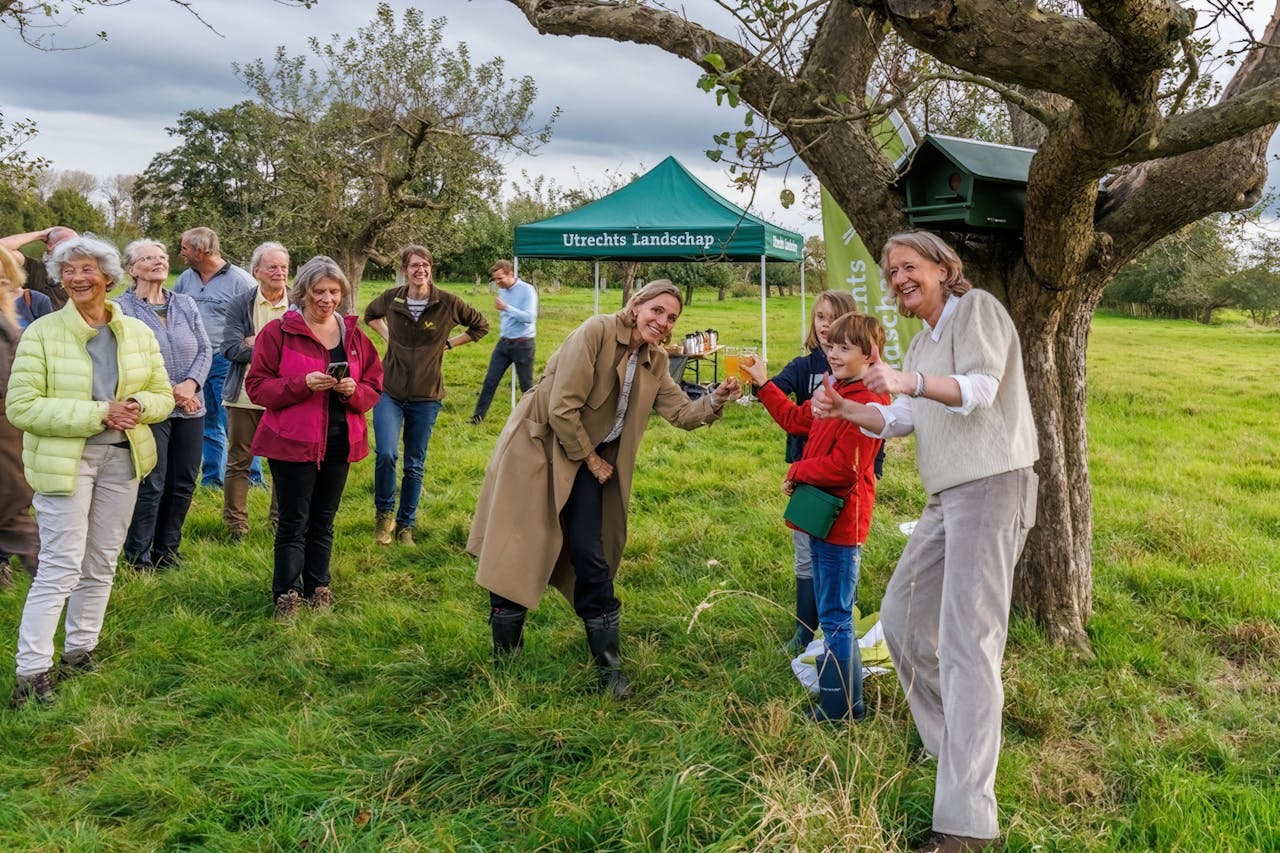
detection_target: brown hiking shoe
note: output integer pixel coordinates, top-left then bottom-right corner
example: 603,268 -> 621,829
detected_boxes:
0,562 -> 13,588
274,590 -> 304,621
307,586 -> 334,611
395,525 -> 415,546
57,648 -> 96,681
11,670 -> 55,709
374,511 -> 394,546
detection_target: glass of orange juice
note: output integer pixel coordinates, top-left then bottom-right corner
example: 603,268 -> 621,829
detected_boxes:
739,348 -> 758,401
722,347 -> 740,387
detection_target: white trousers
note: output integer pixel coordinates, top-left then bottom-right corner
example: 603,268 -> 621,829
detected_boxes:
880,467 -> 1037,839
16,444 -> 138,676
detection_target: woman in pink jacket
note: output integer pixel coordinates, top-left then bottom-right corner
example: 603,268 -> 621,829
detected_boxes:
246,256 -> 382,620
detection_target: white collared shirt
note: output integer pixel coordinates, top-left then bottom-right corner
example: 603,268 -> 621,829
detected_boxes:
862,295 -> 999,439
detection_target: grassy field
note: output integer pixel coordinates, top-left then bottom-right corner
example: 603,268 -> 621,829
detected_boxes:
1,285 -> 1278,851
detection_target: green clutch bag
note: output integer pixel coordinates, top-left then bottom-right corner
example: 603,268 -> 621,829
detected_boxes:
783,483 -> 845,539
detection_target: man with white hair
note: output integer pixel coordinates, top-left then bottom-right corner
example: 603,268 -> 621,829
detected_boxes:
1,225 -> 79,309
172,226 -> 255,489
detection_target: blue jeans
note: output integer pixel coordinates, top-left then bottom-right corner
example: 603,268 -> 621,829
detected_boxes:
372,394 -> 442,528
472,338 -> 536,420
810,537 -> 861,663
201,354 -> 230,487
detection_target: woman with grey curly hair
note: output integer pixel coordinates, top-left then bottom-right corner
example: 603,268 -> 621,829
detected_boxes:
7,234 -> 174,708
469,279 -> 741,699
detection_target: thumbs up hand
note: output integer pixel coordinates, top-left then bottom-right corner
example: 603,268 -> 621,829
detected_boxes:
861,343 -> 905,396
810,373 -> 840,419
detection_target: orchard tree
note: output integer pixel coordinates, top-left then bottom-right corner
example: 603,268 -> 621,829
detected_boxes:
503,0 -> 1280,648
1104,218 -> 1237,322
0,109 -> 47,188
46,186 -> 105,234
229,3 -> 553,300
135,102 -> 283,265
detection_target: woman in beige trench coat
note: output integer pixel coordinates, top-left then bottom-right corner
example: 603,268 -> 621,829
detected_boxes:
468,280 -> 740,698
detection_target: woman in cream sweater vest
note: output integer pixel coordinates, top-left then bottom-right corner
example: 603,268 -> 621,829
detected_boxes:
811,230 -> 1039,853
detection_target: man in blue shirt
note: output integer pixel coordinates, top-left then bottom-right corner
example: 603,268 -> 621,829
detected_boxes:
470,260 -> 538,424
172,227 -> 255,488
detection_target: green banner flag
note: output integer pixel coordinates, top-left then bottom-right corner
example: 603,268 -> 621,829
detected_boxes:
821,187 -> 923,371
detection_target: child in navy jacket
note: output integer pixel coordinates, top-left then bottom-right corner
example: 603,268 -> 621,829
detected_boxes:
746,312 -> 888,722
768,291 -> 858,654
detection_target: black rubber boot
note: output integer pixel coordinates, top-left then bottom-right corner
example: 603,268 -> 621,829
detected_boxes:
808,651 -> 866,723
583,608 -> 631,700
785,576 -> 818,655
490,607 -> 526,663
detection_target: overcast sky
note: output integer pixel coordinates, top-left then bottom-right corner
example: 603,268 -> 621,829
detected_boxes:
0,0 -> 818,236
4,0 -> 1279,242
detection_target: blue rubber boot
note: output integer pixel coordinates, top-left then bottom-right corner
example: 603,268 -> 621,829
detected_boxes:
808,651 -> 866,723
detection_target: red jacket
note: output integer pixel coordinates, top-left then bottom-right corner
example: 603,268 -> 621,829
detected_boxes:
758,377 -> 887,546
246,310 -> 383,464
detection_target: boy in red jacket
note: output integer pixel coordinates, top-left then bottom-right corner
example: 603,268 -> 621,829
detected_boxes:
743,312 -> 889,722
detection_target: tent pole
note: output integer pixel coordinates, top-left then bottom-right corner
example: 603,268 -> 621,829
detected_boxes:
512,257 -> 520,408
759,255 -> 768,363
594,261 -> 600,315
799,254 -> 807,351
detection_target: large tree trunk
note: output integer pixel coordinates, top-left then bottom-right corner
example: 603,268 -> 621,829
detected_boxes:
1003,263 -> 1100,651
332,248 -> 368,316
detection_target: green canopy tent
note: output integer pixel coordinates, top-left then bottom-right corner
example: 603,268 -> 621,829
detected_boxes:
514,156 -> 805,363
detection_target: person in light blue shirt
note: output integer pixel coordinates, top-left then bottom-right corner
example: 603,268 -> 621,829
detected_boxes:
171,227 -> 255,488
469,259 -> 538,424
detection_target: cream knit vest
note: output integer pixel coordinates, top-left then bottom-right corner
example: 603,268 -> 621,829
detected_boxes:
905,289 -> 1039,495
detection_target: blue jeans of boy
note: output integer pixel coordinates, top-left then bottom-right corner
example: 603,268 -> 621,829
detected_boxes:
810,537 -> 861,662
372,393 -> 442,529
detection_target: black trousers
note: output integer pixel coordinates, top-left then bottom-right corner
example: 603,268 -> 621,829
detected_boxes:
491,449 -> 620,620
123,416 -> 204,565
269,456 -> 349,598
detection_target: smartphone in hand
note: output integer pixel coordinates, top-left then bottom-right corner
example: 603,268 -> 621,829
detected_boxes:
326,361 -> 349,380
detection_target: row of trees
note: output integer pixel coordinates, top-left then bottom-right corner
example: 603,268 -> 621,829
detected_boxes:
1103,216 -> 1280,325
131,4 -> 550,292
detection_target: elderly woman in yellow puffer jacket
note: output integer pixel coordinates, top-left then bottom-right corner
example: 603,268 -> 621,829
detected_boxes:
5,234 -> 173,709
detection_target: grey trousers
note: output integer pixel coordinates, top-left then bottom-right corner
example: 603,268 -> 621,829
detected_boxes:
881,467 -> 1037,839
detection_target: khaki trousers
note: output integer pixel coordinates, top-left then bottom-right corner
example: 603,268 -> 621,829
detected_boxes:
880,467 -> 1037,839
223,406 -> 277,534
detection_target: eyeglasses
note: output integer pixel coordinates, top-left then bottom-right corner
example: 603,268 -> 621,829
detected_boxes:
133,255 -> 168,264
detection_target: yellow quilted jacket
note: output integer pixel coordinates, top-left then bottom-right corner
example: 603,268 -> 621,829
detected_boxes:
5,301 -> 174,494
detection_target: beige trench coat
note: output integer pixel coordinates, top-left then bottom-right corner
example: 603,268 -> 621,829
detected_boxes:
468,312 -> 724,610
